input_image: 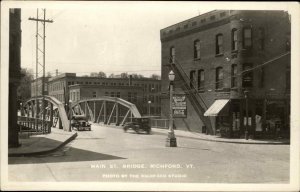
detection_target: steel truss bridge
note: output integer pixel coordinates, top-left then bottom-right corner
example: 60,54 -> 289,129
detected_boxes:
18,96 -> 141,133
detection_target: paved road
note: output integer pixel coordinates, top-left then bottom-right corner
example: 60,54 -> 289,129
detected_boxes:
8,124 -> 289,183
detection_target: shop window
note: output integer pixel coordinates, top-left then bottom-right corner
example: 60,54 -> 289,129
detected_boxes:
242,63 -> 253,87
231,29 -> 238,51
216,34 -> 223,55
243,28 -> 252,49
216,67 -> 224,89
194,40 -> 201,59
231,64 -> 237,88
197,69 -> 205,91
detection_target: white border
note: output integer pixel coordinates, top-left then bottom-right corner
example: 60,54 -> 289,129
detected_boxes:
1,1 -> 299,191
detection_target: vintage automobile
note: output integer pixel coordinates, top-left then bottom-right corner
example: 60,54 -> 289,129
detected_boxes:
71,115 -> 91,131
123,117 -> 151,134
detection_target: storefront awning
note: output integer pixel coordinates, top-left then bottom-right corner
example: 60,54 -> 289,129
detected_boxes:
204,99 -> 230,116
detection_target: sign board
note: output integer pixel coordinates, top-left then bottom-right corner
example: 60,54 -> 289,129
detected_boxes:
172,94 -> 187,118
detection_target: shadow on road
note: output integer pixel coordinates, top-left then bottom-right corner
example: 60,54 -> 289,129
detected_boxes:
9,145 -> 126,165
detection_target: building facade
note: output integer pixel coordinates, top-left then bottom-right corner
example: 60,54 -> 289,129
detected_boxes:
160,10 -> 290,138
31,76 -> 49,97
32,73 -> 162,116
9,8 -> 22,147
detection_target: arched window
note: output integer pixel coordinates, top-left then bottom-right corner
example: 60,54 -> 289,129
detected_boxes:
216,34 -> 223,54
198,69 -> 205,91
216,67 -> 224,89
194,40 -> 201,59
170,46 -> 175,63
231,29 -> 238,51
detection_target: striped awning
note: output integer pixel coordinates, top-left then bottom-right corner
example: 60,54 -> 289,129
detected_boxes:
204,99 -> 230,116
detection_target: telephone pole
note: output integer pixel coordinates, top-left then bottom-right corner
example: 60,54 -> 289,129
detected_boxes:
29,9 -> 53,133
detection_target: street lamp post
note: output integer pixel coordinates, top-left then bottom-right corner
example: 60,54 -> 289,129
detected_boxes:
166,70 -> 177,147
148,100 -> 151,117
69,99 -> 72,132
244,90 -> 249,140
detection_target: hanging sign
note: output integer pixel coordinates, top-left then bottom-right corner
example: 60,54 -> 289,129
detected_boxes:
172,94 -> 187,118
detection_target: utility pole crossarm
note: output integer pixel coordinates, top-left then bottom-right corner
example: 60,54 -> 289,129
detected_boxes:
28,17 -> 54,23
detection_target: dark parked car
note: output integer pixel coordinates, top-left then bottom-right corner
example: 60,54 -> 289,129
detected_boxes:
71,115 -> 91,131
123,117 -> 151,134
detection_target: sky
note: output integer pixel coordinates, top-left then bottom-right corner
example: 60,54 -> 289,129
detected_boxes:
20,2 -> 213,78
18,1 -> 293,78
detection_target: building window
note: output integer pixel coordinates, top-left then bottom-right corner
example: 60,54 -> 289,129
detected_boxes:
210,15 -> 216,20
110,92 -> 115,97
242,63 -> 253,87
198,69 -> 204,91
192,21 -> 197,26
243,28 -> 252,49
232,29 -> 238,51
128,92 -> 132,102
92,91 -> 96,98
231,64 -> 237,88
258,28 -> 265,50
190,70 -> 196,89
194,40 -> 201,59
184,24 -> 188,29
170,46 -> 175,63
201,19 -> 206,23
216,67 -> 224,89
116,92 -> 120,98
105,92 -> 109,96
216,34 -> 223,55
260,67 -> 265,88
220,12 -> 226,17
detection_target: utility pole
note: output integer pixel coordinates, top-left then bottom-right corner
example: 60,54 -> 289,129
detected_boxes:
29,9 -> 53,133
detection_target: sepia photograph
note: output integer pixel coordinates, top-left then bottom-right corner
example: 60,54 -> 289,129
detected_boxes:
1,1 -> 299,191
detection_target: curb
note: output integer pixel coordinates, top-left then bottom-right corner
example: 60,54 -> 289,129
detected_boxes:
152,130 -> 290,145
8,132 -> 78,157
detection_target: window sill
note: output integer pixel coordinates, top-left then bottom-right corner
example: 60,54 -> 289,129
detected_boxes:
215,53 -> 224,57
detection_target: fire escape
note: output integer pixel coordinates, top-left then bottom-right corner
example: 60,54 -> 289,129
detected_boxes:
167,57 -> 213,134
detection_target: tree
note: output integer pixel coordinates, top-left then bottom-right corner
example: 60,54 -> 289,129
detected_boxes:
47,72 -> 52,77
90,71 -> 106,78
98,71 -> 106,78
17,68 -> 34,102
120,72 -> 129,78
108,73 -> 115,78
90,72 -> 98,77
131,73 -> 144,79
150,74 -> 161,80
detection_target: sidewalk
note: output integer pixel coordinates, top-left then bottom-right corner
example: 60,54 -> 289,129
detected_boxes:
9,128 -> 78,157
152,128 -> 290,145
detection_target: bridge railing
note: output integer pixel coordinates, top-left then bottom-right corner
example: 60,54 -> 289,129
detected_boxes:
150,118 -> 169,129
17,116 -> 52,134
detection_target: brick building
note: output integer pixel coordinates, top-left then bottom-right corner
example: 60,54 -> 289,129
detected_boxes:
160,10 -> 290,138
32,73 -> 162,116
31,76 -> 49,97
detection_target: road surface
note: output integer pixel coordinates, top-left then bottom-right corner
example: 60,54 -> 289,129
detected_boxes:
8,124 -> 289,183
